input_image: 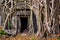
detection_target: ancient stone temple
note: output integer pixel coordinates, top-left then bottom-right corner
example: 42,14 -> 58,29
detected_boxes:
0,0 -> 38,35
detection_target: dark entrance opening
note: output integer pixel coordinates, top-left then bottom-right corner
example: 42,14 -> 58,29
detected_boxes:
20,17 -> 28,33
59,24 -> 60,33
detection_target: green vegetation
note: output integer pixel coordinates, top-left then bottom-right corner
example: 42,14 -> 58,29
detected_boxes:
31,37 -> 35,40
58,36 -> 60,40
0,30 -> 7,35
8,22 -> 13,29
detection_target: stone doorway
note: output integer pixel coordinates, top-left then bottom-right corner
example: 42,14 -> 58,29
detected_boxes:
20,16 -> 28,33
59,24 -> 60,33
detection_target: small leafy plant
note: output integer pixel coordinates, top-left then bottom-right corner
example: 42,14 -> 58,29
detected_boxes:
0,30 -> 7,35
31,37 -> 35,40
58,36 -> 60,40
8,22 -> 13,29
